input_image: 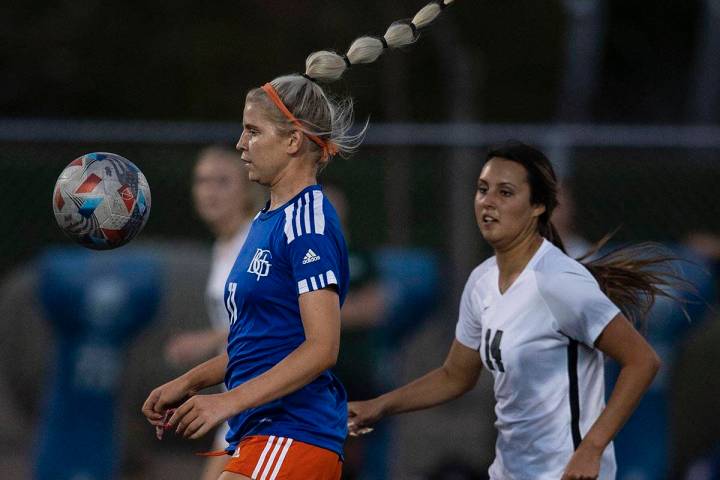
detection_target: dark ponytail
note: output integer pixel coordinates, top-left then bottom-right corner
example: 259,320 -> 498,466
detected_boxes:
538,221 -> 566,255
580,236 -> 690,326
486,141 -> 690,326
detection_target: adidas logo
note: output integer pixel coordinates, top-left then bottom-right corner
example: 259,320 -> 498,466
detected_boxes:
302,249 -> 321,265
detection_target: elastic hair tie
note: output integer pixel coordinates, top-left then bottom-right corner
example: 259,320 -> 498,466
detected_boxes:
435,0 -> 447,10
378,36 -> 389,49
340,54 -> 352,68
401,19 -> 418,35
301,73 -> 318,84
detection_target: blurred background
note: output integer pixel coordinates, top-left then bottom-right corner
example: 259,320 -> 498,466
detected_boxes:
2,0 -> 720,479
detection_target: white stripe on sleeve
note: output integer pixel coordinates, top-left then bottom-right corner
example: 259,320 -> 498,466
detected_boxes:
310,276 -> 318,290
298,279 -> 309,294
319,273 -> 326,288
312,190 -> 325,235
303,192 -> 311,234
326,270 -> 337,285
284,205 -> 295,243
294,198 -> 303,238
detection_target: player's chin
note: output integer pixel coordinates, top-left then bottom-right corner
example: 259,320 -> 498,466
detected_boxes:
478,229 -> 504,248
251,175 -> 271,187
478,225 -> 497,240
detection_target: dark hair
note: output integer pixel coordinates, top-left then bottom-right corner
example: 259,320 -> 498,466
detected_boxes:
485,140 -> 689,326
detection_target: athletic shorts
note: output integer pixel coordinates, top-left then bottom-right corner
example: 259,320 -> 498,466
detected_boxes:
224,435 -> 342,480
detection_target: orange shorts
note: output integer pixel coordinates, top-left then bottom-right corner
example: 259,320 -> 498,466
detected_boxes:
224,435 -> 342,480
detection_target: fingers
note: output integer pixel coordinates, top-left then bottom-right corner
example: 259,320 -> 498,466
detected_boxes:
168,399 -> 211,439
562,473 -> 598,480
348,429 -> 374,437
188,425 -> 210,440
155,409 -> 175,440
347,420 -> 374,437
142,391 -> 164,423
179,415 -> 204,439
168,400 -> 195,433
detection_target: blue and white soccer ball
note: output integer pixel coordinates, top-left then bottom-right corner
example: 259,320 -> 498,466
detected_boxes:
52,152 -> 151,250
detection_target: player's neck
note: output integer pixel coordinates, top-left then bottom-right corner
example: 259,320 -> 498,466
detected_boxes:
267,161 -> 317,210
495,234 -> 544,283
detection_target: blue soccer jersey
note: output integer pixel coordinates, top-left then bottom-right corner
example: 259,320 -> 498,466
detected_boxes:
223,184 -> 350,456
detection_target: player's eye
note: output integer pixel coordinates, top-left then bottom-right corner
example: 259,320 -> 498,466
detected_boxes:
501,190 -> 513,197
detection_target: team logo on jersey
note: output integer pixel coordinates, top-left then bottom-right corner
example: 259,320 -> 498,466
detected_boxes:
302,249 -> 321,265
247,248 -> 272,280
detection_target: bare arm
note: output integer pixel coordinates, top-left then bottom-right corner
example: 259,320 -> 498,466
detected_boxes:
179,351 -> 228,391
168,287 -> 341,439
340,282 -> 387,328
142,352 -> 227,424
348,339 -> 482,433
225,287 -> 341,409
562,313 -> 660,479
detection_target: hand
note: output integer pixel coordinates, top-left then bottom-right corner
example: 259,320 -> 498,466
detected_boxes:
142,377 -> 197,427
167,393 -> 234,440
561,443 -> 602,480
347,398 -> 385,437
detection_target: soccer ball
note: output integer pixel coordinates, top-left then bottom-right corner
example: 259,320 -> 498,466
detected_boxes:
53,152 -> 151,250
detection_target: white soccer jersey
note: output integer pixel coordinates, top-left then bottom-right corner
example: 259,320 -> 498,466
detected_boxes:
455,239 -> 619,480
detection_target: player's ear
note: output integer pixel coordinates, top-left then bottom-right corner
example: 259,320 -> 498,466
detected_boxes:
287,129 -> 303,155
531,203 -> 546,218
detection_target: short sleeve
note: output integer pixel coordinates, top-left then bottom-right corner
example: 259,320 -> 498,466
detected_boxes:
539,270 -> 620,347
287,231 -> 343,296
455,271 -> 484,350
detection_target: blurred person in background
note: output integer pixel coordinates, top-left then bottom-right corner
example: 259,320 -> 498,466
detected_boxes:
163,145 -> 263,480
347,141 -> 689,480
552,182 -> 591,259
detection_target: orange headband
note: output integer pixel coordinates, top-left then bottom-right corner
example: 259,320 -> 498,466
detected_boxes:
261,83 -> 339,162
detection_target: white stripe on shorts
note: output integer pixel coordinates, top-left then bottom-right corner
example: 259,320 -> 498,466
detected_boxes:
269,438 -> 294,480
252,436 -> 276,479
259,437 -> 286,480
